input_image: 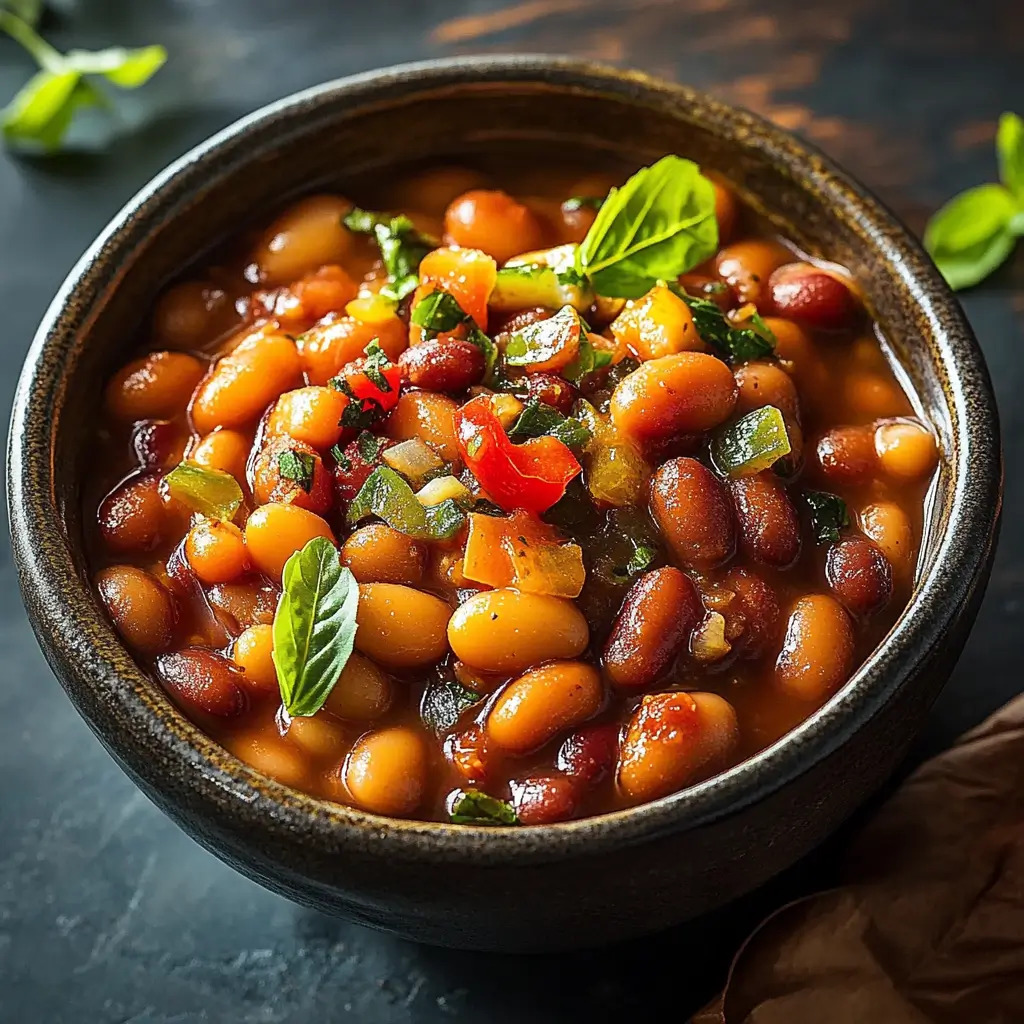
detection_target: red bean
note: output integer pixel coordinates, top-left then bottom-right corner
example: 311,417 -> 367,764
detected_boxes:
729,473 -> 801,568
604,567 -> 702,689
207,580 -> 279,633
650,457 -> 736,569
95,565 -> 178,656
556,722 -> 619,787
511,773 -> 580,825
721,568 -> 780,659
826,536 -> 893,617
768,262 -> 860,330
155,648 -> 247,717
131,420 -> 187,470
398,338 -> 485,393
523,372 -> 578,414
815,425 -> 877,486
97,474 -> 166,554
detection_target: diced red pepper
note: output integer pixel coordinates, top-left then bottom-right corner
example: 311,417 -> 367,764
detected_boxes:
454,394 -> 581,513
332,435 -> 396,506
335,354 -> 403,415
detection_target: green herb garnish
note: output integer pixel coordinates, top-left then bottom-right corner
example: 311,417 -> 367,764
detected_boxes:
804,490 -> 851,545
448,789 -> 518,826
0,11 -> 166,152
711,406 -> 792,478
507,400 -> 593,451
410,289 -> 497,381
356,430 -> 385,462
625,544 -> 657,575
361,339 -> 394,393
164,462 -> 243,521
671,286 -> 775,363
342,207 -> 434,302
277,450 -> 316,493
347,466 -> 466,541
562,336 -> 613,384
420,673 -> 482,737
924,113 -> 1024,290
339,396 -> 385,431
330,444 -> 352,471
271,538 -> 359,718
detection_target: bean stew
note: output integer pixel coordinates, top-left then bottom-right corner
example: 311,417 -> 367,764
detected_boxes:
87,154 -> 938,826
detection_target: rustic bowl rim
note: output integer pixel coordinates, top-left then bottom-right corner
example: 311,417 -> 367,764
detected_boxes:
7,54 -> 1001,866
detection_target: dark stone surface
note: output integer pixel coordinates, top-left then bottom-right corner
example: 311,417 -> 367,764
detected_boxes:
0,1 -> 1020,1019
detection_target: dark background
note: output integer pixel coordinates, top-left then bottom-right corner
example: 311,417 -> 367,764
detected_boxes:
1,1 -> 1021,1020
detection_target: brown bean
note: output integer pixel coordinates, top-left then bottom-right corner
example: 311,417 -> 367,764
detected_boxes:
355,584 -> 451,669
324,651 -> 393,720
715,239 -> 791,305
443,189 -> 544,264
874,419 -> 939,480
826,536 -> 893,617
512,774 -> 580,825
486,661 -> 603,754
253,194 -> 355,287
285,712 -> 347,759
650,457 -> 735,569
523,372 -> 578,414
398,338 -> 485,393
720,568 -> 780,660
341,524 -> 426,586
610,353 -> 737,442
774,595 -> 855,701
762,317 -> 830,399
105,351 -> 207,422
768,262 -> 860,329
343,726 -> 428,816
617,691 -> 739,804
207,579 -> 279,633
231,624 -> 279,694
814,425 -> 877,486
155,648 -> 247,717
229,731 -> 308,788
860,501 -> 915,585
96,565 -> 177,656
604,567 -> 702,689
97,474 -> 166,554
385,391 -> 461,462
556,722 -> 620,787
729,473 -> 801,568
152,280 -> 235,350
244,503 -> 335,582
131,420 -> 188,470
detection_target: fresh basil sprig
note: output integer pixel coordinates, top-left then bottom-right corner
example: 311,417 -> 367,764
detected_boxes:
575,155 -> 718,299
0,11 -> 166,152
925,112 -> 1024,290
342,208 -> 434,302
271,537 -> 359,718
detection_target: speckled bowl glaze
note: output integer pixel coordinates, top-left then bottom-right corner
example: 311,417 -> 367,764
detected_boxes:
8,56 -> 1001,952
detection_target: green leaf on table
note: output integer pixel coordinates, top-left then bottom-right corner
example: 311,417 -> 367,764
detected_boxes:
63,45 -> 167,87
448,789 -> 518,826
997,112 -> 1024,201
164,462 -> 244,521
272,538 -> 359,718
1,0 -> 42,27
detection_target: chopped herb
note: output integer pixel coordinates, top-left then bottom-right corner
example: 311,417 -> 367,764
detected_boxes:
164,462 -> 243,521
343,207 -> 434,302
410,289 -> 498,382
361,339 -> 393,393
562,336 -> 613,384
330,444 -> 352,471
672,286 -> 775,363
448,789 -> 517,826
420,672 -> 482,736
471,498 -> 507,517
563,194 -> 606,213
507,400 -> 593,451
327,375 -> 355,398
347,466 -> 466,540
340,396 -> 385,431
804,490 -> 851,545
625,544 -> 657,575
356,430 -> 385,463
277,449 -> 316,493
504,305 -> 584,368
711,406 -> 792,478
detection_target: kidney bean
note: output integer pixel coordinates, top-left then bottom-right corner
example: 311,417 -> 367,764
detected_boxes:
96,565 -> 177,656
355,584 -> 451,669
343,726 -> 428,816
617,691 -> 739,804
729,473 -> 801,568
156,648 -> 247,717
774,595 -> 855,701
444,724 -> 489,783
610,353 -> 737,442
860,501 -> 915,585
523,372 -> 578,414
556,722 -> 620,787
768,262 -> 860,330
487,662 -> 603,754
341,524 -> 426,586
814,425 -> 877,486
207,579 -> 279,633
650,457 -> 736,569
511,774 -> 580,825
398,337 -> 485,392
720,568 -> 780,660
826,536 -> 893,617
97,474 -> 166,554
715,239 -> 791,305
105,351 -> 207,423
131,420 -> 187,470
604,567 -> 702,689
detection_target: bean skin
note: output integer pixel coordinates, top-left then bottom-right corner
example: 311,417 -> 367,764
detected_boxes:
556,722 -> 620,787
96,565 -> 177,656
398,338 -> 485,393
511,774 -> 580,825
355,584 -> 451,669
343,726 -> 428,816
720,568 -> 780,660
814,425 -> 877,486
155,648 -> 248,717
650,457 -> 736,569
774,595 -> 855,702
729,473 -> 801,568
826,536 -> 893,618
604,567 -> 702,689
768,262 -> 860,330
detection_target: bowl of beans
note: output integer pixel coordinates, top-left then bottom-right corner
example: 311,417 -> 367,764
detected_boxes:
8,56 -> 1000,951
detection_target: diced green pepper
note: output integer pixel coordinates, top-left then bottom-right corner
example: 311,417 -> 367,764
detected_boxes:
164,462 -> 243,521
347,466 -> 465,540
711,406 -> 792,477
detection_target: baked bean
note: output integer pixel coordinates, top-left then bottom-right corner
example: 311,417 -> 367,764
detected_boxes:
98,474 -> 166,554
324,651 -> 393,720
560,200 -> 597,243
556,722 -> 619,787
604,567 -> 702,689
266,387 -> 349,451
678,273 -> 734,312
344,726 -> 428,816
444,190 -> 544,264
253,194 -> 355,286
192,330 -> 302,434
874,419 -> 938,480
826,536 -> 893,617
243,503 -> 335,581
720,568 -> 780,660
487,662 -> 603,754
650,457 -> 736,568
860,501 -> 915,584
190,429 -> 251,484
610,284 -> 701,361
448,589 -> 589,674
398,338 -> 485,392
768,262 -> 860,329
711,177 -> 739,244
444,724 -> 489,783
734,359 -> 804,461
185,520 -> 248,584
523,372 -> 577,414
285,712 -> 347,759
384,390 -> 460,462
761,316 -> 830,400
844,372 -> 908,419
617,691 -> 739,804
105,351 -> 206,422
132,419 -> 188,470
96,565 -> 177,656
715,239 -> 791,305
355,584 -> 451,669
231,624 -> 278,694
511,774 -> 580,825
729,473 -> 801,568
610,353 -> 737,442
152,281 -> 235,350
252,437 -> 332,514
155,648 -> 247,717
814,425 -> 877,486
774,595 -> 855,701
341,524 -> 426,586
230,731 -> 307,788
297,313 -> 408,386
207,579 -> 279,632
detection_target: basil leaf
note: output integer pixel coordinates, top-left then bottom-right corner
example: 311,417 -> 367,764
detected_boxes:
711,406 -> 792,478
507,400 -> 593,451
804,490 -> 850,545
2,0 -> 42,26
997,112 -> 1024,201
330,443 -> 352,471
165,462 -> 243,521
347,466 -> 465,540
561,336 -> 613,384
272,538 -> 359,718
674,287 -> 775,363
278,450 -> 315,493
577,155 -> 718,298
420,672 -> 482,736
448,789 -> 517,826
63,45 -> 168,87
343,208 -> 434,303
361,339 -> 394,393
504,305 -> 583,367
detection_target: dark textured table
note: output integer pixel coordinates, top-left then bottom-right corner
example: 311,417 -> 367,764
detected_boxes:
1,2 -> 1021,1020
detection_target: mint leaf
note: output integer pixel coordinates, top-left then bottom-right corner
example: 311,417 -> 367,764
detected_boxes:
997,112 -> 1024,201
272,538 -> 359,718
577,156 -> 718,298
410,289 -> 497,383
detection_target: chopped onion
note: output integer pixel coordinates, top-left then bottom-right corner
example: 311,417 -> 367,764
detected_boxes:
382,438 -> 444,487
692,611 -> 732,663
415,475 -> 471,508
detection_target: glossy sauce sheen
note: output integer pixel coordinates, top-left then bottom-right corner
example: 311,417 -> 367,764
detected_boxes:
85,158 -> 937,824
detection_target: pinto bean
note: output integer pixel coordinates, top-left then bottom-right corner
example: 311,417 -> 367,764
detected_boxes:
720,568 -> 780,660
385,391 -> 460,462
826,536 -> 893,617
511,774 -> 580,825
207,579 -> 279,633
604,567 -> 702,689
343,727 -> 428,816
650,457 -> 736,569
253,194 -> 355,286
774,595 -> 855,701
729,473 -> 801,568
355,584 -> 451,669
398,338 -> 485,392
341,524 -> 426,586
266,386 -> 348,451
95,565 -> 177,656
155,648 -> 247,717
243,503 -> 335,581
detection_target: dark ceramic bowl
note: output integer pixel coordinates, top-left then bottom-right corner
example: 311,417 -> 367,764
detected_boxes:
8,56 -> 1001,952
